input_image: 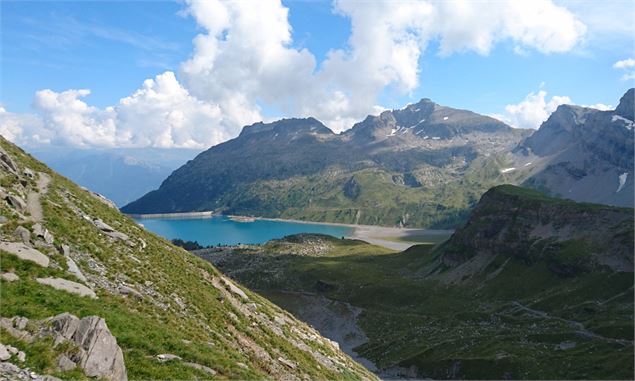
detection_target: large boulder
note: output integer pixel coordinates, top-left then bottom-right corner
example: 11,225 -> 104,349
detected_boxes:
5,194 -> 26,212
71,316 -> 127,381
46,313 -> 127,381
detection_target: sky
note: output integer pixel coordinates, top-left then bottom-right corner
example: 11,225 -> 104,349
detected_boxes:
1,0 -> 634,149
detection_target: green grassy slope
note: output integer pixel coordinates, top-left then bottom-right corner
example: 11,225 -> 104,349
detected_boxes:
0,137 -> 376,380
202,187 -> 634,379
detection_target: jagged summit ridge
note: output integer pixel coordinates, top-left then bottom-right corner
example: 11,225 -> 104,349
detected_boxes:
239,117 -> 334,137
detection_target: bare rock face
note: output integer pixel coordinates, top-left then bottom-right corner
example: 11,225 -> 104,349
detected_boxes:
13,226 -> 30,243
32,223 -> 54,244
5,194 -> 26,212
36,278 -> 96,299
46,313 -> 127,381
72,316 -> 127,381
0,242 -> 49,267
0,148 -> 18,175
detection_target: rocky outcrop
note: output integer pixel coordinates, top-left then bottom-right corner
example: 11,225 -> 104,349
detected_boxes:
436,185 -> 634,278
0,241 -> 49,267
47,313 -> 127,381
0,362 -> 61,381
0,313 -> 127,381
615,88 -> 634,120
93,219 -> 130,243
513,88 -> 634,208
0,147 -> 18,175
36,278 -> 96,299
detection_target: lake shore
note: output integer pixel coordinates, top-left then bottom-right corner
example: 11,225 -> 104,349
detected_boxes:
126,210 -> 216,219
129,211 -> 453,250
253,216 -> 453,251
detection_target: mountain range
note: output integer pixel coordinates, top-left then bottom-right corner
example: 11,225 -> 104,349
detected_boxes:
122,89 -> 634,228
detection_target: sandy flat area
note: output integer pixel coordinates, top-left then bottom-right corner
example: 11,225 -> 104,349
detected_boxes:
256,216 -> 453,251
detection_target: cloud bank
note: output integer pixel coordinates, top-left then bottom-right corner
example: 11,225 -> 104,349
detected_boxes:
2,0 -> 587,148
492,88 -> 613,129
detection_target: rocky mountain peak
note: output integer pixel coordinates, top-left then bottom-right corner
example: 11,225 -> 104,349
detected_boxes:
238,117 -> 333,138
615,88 -> 634,120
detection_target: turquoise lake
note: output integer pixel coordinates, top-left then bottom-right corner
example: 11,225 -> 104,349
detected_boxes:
134,216 -> 353,246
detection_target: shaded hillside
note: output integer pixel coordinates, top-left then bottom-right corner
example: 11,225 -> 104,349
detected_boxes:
0,137 -> 375,380
123,99 -> 529,228
200,186 -> 634,379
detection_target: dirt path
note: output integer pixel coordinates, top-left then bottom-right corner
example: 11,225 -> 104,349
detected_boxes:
26,172 -> 50,222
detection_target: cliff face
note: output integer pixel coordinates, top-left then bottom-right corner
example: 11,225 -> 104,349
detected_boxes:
438,185 -> 634,276
513,88 -> 635,208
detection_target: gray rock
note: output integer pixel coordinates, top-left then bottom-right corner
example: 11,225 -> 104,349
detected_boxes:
23,168 -> 35,179
0,149 -> 18,174
65,257 -> 87,283
13,317 -> 29,330
32,224 -> 53,244
104,231 -> 130,242
6,346 -> 18,355
6,194 -> 26,212
0,215 -> 7,224
183,362 -> 217,375
48,313 -> 80,341
60,244 -> 71,257
57,355 -> 76,372
221,276 -> 248,301
13,226 -> 30,243
0,343 -> 10,360
118,285 -> 143,300
0,242 -> 49,267
0,318 -> 33,343
16,351 -> 25,362
72,316 -> 127,381
93,219 -> 115,232
278,357 -> 297,369
36,278 -> 96,299
156,353 -> 181,362
1,272 -> 19,282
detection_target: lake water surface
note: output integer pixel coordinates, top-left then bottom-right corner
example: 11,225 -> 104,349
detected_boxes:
134,216 -> 353,246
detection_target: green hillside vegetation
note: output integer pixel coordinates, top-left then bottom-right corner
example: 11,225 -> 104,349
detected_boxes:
0,137 -> 376,380
201,187 -> 634,379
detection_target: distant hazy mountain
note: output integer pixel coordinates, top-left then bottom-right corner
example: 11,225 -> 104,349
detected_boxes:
31,147 -> 200,206
123,98 -> 529,227
513,88 -> 634,207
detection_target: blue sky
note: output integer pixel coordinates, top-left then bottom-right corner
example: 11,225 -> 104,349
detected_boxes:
1,0 -> 634,148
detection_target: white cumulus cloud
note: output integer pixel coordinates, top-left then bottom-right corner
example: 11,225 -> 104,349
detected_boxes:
1,0 -> 588,148
493,90 -> 572,129
613,58 -> 635,81
493,89 -> 615,129
14,72 -> 255,149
